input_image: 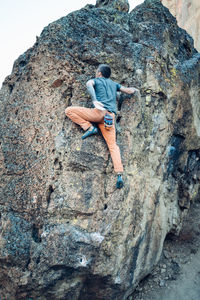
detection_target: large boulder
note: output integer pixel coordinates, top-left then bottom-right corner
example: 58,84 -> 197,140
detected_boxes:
0,0 -> 200,299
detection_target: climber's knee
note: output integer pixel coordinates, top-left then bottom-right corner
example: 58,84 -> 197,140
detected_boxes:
65,106 -> 72,116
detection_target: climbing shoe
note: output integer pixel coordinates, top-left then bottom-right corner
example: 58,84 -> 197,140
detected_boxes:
116,174 -> 124,189
81,125 -> 98,140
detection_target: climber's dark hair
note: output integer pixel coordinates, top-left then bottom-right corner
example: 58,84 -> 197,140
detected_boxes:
98,64 -> 111,78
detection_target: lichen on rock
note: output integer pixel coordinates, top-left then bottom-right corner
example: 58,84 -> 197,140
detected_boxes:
0,0 -> 200,299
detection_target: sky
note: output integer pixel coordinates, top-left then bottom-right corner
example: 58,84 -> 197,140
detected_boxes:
0,0 -> 144,87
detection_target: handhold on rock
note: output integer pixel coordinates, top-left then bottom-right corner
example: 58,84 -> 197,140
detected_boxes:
96,0 -> 129,12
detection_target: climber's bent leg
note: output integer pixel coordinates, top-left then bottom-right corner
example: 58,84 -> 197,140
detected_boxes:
65,106 -> 105,131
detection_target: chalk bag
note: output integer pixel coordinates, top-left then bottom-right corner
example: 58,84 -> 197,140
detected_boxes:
104,113 -> 113,130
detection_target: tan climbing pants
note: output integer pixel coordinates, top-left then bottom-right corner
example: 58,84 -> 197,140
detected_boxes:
65,106 -> 124,173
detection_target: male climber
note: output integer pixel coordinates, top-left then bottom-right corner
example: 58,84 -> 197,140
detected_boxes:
65,64 -> 138,189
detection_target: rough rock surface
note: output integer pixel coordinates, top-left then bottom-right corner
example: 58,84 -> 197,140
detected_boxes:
161,0 -> 200,51
96,0 -> 130,12
131,199 -> 200,300
0,0 -> 200,299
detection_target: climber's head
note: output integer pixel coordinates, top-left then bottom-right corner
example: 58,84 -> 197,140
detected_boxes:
96,64 -> 111,78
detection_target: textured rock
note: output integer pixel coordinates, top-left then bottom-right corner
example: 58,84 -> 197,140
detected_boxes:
161,0 -> 200,51
96,0 -> 130,12
0,0 -> 200,299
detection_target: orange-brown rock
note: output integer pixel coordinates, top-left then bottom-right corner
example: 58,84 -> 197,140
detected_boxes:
161,0 -> 200,51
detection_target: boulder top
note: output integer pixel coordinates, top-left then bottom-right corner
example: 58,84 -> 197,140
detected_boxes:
95,0 -> 130,12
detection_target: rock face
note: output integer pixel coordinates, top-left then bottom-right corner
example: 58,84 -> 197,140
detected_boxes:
161,0 -> 200,51
0,0 -> 200,299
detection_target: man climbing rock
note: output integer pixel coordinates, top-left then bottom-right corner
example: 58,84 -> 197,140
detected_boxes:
65,64 -> 138,189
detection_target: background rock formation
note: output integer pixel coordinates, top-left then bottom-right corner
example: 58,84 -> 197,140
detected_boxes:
0,0 -> 200,299
161,0 -> 200,51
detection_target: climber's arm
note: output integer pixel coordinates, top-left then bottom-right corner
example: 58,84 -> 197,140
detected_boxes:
86,80 -> 97,101
86,80 -> 105,110
120,86 -> 139,95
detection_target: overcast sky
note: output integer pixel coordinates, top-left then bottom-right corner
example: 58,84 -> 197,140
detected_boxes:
0,0 -> 144,86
